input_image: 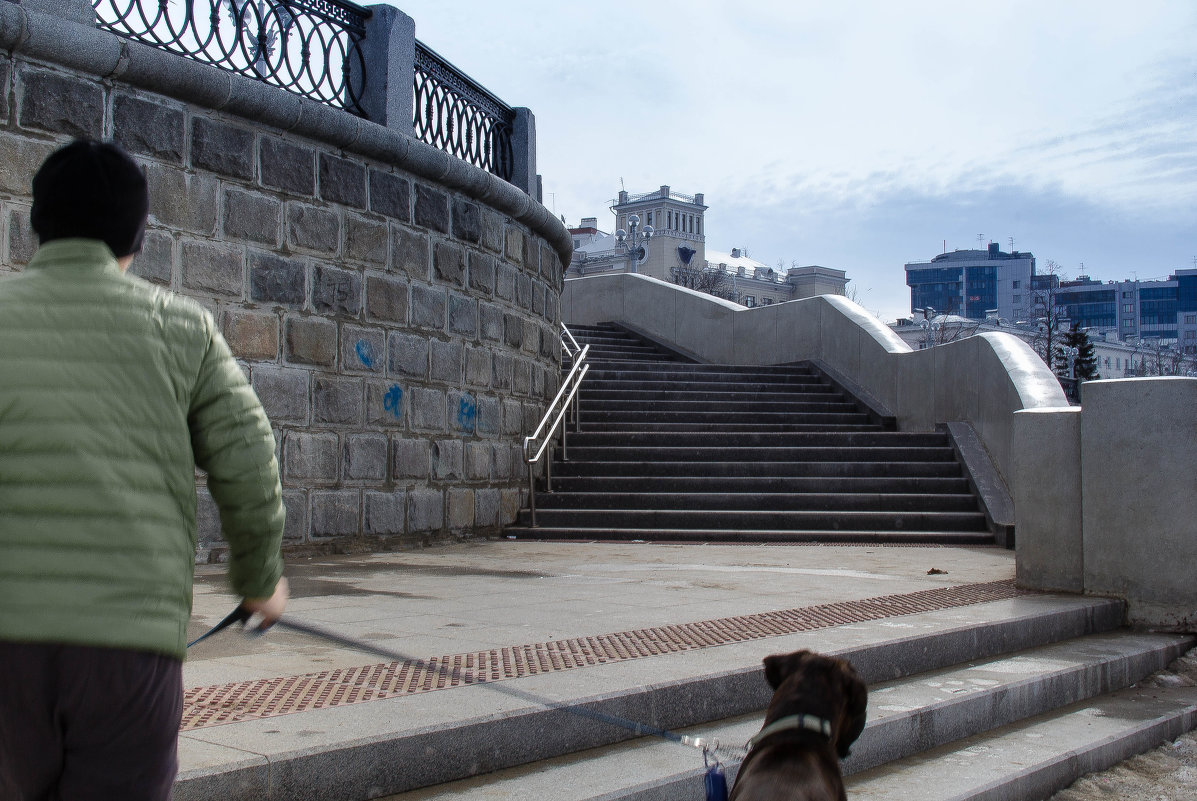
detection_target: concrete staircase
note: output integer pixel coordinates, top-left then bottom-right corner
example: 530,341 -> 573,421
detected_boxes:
507,323 -> 995,545
380,597 -> 1197,801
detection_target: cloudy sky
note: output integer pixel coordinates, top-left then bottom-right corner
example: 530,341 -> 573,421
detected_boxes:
396,1 -> 1195,322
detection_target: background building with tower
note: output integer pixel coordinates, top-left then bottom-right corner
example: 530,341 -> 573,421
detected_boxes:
567,185 -> 847,306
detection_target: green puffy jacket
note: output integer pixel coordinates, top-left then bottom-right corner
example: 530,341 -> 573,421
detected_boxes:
0,239 -> 284,660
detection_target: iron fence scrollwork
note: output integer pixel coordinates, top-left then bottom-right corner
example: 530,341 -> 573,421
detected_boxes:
413,41 -> 514,182
93,0 -> 371,116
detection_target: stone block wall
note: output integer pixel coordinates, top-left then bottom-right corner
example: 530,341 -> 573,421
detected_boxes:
0,23 -> 570,555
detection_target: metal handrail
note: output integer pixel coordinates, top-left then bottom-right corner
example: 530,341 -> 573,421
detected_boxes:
522,330 -> 589,527
561,322 -> 582,358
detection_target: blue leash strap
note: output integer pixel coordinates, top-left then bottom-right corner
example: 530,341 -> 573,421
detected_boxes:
703,747 -> 729,801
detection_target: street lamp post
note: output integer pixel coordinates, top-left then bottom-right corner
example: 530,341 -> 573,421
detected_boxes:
915,307 -> 940,348
615,214 -> 653,274
1062,345 -> 1079,379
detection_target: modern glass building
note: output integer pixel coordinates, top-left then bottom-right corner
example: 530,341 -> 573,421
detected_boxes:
905,243 -> 1035,321
907,249 -> 1197,353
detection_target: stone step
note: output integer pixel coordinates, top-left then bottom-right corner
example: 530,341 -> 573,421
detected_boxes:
578,421 -> 880,432
530,491 -> 982,513
581,380 -> 835,394
581,371 -> 824,387
504,526 -> 995,545
563,431 -> 948,448
579,345 -> 670,359
580,389 -> 857,403
542,476 -> 974,494
581,361 -> 818,377
846,685 -> 1197,801
558,446 -> 958,463
514,508 -> 990,533
370,608 -> 1191,801
577,410 -> 876,426
577,399 -> 863,413
550,460 -> 965,479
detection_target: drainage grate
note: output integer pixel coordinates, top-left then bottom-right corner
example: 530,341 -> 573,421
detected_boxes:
180,579 -> 1026,730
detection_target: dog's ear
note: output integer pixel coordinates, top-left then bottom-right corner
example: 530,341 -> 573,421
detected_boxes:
834,661 -> 869,758
762,650 -> 812,690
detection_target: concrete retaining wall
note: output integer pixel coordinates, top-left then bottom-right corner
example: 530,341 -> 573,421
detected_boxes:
1015,379 -> 1197,629
0,4 -> 572,554
564,274 -> 1197,630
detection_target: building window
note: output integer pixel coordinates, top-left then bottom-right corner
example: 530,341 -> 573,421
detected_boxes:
1186,331 -> 1196,341
1123,304 -> 1134,313
1122,291 -> 1132,298
762,297 -> 774,305
646,211 -> 653,226
1104,357 -> 1110,368
1123,320 -> 1135,329
1186,314 -> 1197,325
697,217 -> 702,235
1012,294 -> 1021,304
666,211 -> 672,229
1012,280 -> 1020,289
744,296 -> 756,307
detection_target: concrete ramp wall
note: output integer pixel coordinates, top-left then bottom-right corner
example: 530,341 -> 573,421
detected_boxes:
562,272 -> 1067,488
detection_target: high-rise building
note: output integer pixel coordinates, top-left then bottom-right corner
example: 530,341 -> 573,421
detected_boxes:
904,243 -> 1036,321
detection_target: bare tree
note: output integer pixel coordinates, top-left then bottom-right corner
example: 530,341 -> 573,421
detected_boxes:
672,264 -> 733,299
1025,259 -> 1069,367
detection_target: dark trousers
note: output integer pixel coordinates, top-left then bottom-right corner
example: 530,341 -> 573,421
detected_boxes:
0,641 -> 183,801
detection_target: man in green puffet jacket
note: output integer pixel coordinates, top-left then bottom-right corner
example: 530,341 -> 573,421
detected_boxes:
0,139 -> 289,801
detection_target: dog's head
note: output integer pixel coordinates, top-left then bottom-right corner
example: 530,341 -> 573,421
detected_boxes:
761,650 -> 868,759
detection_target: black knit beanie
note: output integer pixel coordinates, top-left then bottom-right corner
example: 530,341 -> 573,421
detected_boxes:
30,139 -> 150,258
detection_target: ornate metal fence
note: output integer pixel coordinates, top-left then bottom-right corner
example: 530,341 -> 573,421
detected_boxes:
413,41 -> 513,181
92,0 -> 371,116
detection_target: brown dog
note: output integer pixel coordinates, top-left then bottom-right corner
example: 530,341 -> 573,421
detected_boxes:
729,650 -> 867,801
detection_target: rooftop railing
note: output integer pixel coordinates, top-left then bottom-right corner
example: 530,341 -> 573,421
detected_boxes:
90,0 -> 533,192
625,188 -> 697,204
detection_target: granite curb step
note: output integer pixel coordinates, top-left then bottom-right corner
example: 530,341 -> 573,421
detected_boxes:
378,614 -> 1196,800
173,597 -> 1137,801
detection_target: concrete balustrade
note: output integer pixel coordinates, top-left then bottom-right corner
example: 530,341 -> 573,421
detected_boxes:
1015,379 -> 1197,628
563,273 -> 1197,629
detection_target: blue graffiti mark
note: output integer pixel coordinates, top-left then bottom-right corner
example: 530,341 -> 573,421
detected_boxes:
457,394 -> 477,432
383,384 -> 403,419
355,339 -> 376,369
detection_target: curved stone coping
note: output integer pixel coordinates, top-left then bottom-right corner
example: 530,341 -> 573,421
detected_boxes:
561,272 -> 1068,484
0,2 -> 574,269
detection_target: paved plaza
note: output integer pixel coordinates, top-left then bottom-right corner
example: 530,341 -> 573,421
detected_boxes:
178,540 -> 1024,796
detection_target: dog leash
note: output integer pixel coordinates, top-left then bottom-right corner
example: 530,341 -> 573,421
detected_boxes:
189,605 -> 748,787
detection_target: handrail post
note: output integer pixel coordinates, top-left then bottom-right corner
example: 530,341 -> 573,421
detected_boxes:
527,462 -> 537,527
560,406 -> 568,464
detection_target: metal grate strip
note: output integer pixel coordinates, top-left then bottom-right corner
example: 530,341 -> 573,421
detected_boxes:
180,579 -> 1026,730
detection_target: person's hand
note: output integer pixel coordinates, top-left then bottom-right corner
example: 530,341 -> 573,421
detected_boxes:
242,576 -> 289,630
